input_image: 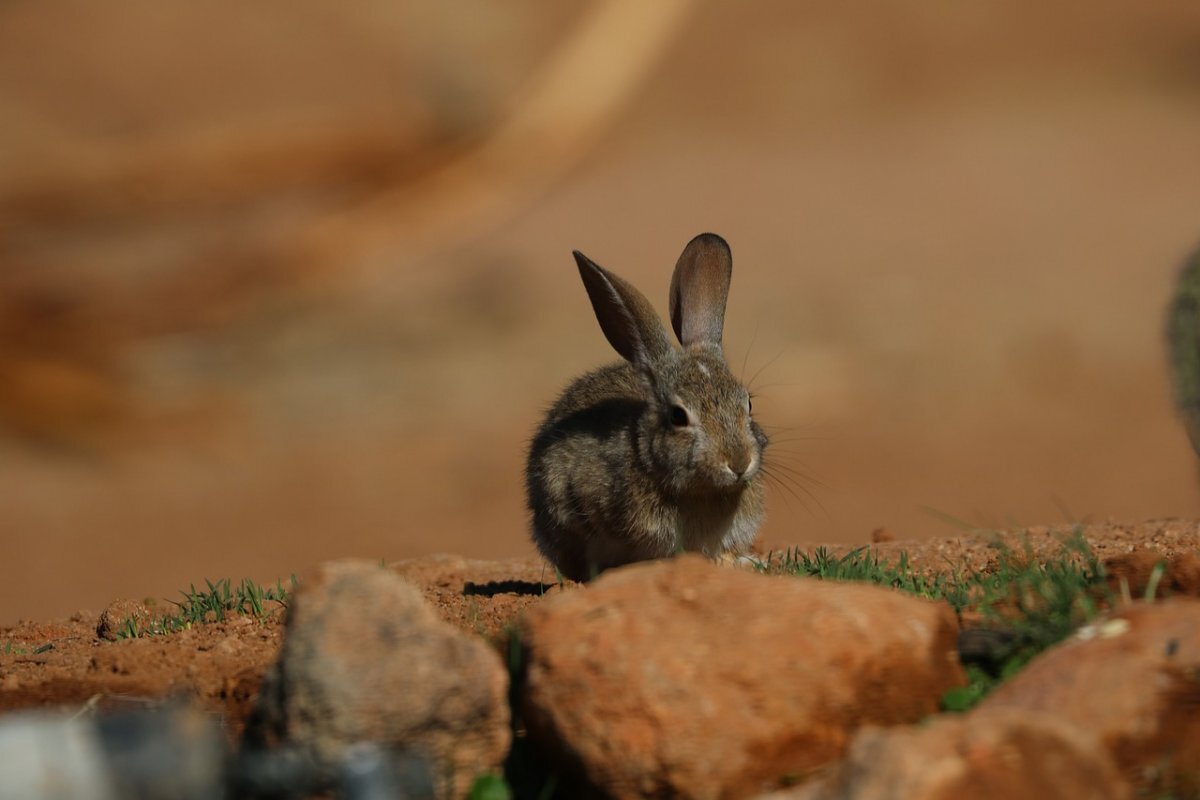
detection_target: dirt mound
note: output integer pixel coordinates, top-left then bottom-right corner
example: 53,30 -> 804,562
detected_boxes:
3,520 -> 1197,737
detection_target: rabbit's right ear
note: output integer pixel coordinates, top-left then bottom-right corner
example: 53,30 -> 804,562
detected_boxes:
669,233 -> 733,349
574,250 -> 673,366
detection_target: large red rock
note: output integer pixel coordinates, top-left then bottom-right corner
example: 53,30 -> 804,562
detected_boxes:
979,598 -> 1200,790
519,555 -> 965,799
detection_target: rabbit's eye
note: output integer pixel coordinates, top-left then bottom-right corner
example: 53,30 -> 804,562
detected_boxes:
669,405 -> 690,428
747,397 -> 753,414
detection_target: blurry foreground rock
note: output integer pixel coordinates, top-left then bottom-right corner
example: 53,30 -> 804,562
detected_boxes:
767,598 -> 1200,799
776,709 -> 1129,800
244,558 -> 510,799
1103,549 -> 1200,599
518,555 -> 965,799
0,704 -> 225,800
979,599 -> 1200,793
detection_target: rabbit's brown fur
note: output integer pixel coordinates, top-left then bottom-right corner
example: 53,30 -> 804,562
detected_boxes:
525,233 -> 767,580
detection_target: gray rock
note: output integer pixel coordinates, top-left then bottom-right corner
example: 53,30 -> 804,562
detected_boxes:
247,559 -> 510,799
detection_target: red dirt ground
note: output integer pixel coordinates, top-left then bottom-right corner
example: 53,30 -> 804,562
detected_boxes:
3,520 -> 1197,741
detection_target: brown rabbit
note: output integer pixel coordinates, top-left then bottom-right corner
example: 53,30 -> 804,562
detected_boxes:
525,233 -> 767,580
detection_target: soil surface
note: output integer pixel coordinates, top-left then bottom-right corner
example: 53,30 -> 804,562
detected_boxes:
3,520 -> 1198,741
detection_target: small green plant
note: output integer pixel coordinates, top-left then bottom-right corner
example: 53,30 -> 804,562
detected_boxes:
537,564 -> 567,595
942,533 -> 1109,709
177,576 -> 295,624
758,546 -> 964,608
939,665 -> 995,712
498,626 -> 562,800
117,575 -> 297,638
468,597 -> 487,637
1143,561 -> 1167,601
468,773 -> 512,800
977,534 -> 1104,632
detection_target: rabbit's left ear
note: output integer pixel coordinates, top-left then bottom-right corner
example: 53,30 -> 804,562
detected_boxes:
669,233 -> 732,349
574,250 -> 673,366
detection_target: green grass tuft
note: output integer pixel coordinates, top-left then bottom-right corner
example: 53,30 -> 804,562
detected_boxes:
757,545 -> 967,608
468,773 -> 513,800
117,575 -> 297,639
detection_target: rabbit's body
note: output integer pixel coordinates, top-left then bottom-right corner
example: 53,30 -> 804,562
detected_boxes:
525,233 -> 767,581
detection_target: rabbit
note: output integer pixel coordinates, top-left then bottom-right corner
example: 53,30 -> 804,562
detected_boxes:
525,232 -> 767,581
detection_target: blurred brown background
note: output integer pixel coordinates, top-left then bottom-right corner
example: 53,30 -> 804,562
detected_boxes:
4,0 -> 1200,623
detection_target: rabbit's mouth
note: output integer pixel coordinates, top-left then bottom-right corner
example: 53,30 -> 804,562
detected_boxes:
699,459 -> 759,494
672,469 -> 748,498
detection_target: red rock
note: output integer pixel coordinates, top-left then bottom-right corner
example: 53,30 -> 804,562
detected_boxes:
1104,550 -> 1200,599
772,710 -> 1128,800
519,555 -> 965,799
95,599 -> 153,641
980,598 -> 1200,789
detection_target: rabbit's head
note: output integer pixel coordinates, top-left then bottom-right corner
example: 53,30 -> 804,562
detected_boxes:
573,233 -> 766,498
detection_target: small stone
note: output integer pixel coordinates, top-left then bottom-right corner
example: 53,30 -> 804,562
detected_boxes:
95,600 -> 152,641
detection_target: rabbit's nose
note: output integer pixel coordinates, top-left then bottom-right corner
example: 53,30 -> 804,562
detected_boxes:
728,449 -> 754,480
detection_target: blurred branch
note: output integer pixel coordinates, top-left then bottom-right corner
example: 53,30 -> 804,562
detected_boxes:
0,0 -> 696,445
3,0 -> 696,278
0,121 -> 450,226
320,0 -> 699,275
14,0 -> 700,326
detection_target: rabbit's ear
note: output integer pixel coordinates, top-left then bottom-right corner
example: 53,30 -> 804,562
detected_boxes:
669,233 -> 732,349
574,250 -> 673,365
